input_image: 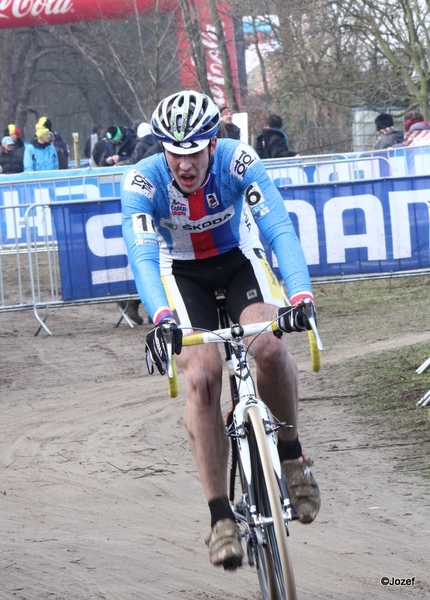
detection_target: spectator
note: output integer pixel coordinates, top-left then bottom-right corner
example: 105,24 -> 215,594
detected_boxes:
91,128 -> 108,167
101,125 -> 137,166
372,113 -> 404,150
36,116 -> 69,169
48,131 -> 67,168
403,110 -> 430,146
128,122 -> 158,164
3,124 -> 25,161
142,140 -> 163,159
217,106 -> 241,139
0,135 -> 24,174
23,124 -> 59,172
256,114 -> 297,159
84,125 -> 101,165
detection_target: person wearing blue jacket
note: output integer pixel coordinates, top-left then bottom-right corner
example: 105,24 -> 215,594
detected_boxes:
23,124 -> 59,172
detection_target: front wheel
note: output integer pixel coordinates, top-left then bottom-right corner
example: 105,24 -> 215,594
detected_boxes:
247,406 -> 297,600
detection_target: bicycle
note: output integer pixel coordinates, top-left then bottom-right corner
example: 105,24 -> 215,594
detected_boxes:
162,293 -> 322,600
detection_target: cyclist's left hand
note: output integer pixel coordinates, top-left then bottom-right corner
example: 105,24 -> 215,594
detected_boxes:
145,321 -> 183,375
277,301 -> 316,333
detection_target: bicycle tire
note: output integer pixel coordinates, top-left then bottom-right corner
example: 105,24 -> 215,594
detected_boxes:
247,406 -> 297,600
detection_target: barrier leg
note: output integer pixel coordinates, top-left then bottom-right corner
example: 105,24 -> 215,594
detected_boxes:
34,305 -> 52,337
416,356 -> 430,374
417,389 -> 430,407
116,301 -> 135,328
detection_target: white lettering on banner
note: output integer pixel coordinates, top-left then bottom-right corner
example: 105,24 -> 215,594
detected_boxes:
389,190 -> 430,259
86,213 -> 134,285
285,200 -> 319,265
3,190 -> 23,240
33,189 -> 53,237
3,188 -> 53,240
54,184 -> 100,201
201,26 -> 226,106
324,195 -> 386,263
0,0 -> 73,19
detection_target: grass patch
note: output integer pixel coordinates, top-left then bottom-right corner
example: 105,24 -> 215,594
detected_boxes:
311,276 -> 430,481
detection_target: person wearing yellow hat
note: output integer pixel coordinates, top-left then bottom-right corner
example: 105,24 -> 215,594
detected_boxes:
3,124 -> 25,161
23,123 -> 59,172
36,116 -> 69,169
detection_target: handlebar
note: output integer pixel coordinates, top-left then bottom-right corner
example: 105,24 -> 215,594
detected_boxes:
162,306 -> 323,398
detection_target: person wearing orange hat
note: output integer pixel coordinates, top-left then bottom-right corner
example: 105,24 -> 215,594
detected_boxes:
3,124 -> 25,161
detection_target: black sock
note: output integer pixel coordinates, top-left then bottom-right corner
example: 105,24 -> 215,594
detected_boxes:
208,496 -> 234,528
277,436 -> 302,461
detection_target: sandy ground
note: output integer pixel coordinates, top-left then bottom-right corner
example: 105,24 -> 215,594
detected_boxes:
1,303 -> 430,600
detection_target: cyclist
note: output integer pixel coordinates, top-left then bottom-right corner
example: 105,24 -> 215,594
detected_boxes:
121,90 -> 321,570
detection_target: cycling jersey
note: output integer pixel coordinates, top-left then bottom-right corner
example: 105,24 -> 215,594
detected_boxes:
121,138 -> 312,324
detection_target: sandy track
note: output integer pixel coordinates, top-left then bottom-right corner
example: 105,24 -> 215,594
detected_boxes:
1,304 -> 429,599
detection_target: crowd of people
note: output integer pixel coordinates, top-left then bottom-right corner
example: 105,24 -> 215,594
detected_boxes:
0,104 -> 297,176
2,103 -> 427,177
0,117 -> 70,174
372,110 -> 430,150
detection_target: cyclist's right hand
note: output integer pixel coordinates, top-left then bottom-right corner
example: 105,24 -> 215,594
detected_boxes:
145,321 -> 183,375
277,301 -> 317,333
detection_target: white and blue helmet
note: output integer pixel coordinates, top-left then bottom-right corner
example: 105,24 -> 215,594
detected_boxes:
151,90 -> 220,154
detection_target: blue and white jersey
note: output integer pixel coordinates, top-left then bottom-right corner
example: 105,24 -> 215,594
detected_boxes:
121,138 -> 312,322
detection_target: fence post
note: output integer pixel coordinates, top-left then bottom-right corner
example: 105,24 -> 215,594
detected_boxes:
72,132 -> 80,169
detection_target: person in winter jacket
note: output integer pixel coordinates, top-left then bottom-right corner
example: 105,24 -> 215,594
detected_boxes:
126,122 -> 158,164
102,126 -> 137,166
256,114 -> 297,159
3,124 -> 25,162
36,116 -> 69,169
23,124 -> 59,172
217,106 -> 241,140
372,113 -> 404,150
403,110 -> 430,147
0,135 -> 24,173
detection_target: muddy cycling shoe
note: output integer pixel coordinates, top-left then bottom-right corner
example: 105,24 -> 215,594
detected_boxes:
119,300 -> 143,326
282,454 -> 321,524
206,518 -> 243,570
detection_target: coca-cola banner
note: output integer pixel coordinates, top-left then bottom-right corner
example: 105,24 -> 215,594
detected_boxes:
0,0 -> 173,28
0,0 -> 241,106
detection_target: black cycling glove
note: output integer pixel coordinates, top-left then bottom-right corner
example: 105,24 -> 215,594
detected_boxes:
277,302 -> 316,333
145,321 -> 183,375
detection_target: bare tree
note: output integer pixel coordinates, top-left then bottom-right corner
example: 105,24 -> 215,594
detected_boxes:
336,0 -> 430,118
0,28 -> 51,137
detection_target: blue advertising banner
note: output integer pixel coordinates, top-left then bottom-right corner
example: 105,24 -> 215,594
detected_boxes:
0,167 -> 123,246
2,166 -> 430,302
51,199 -> 137,301
262,176 -> 430,279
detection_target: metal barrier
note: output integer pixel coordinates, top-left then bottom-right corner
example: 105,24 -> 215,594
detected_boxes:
262,144 -> 430,185
0,199 -> 140,335
1,155 -> 430,336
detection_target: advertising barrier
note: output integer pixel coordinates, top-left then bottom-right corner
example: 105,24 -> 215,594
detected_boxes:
265,176 -> 430,280
1,162 -> 429,331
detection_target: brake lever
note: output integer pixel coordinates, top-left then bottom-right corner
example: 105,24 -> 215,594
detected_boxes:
161,322 -> 174,378
302,299 -> 324,351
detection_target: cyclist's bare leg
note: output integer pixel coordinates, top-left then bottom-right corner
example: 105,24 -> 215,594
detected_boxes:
240,302 -> 321,523
176,343 -> 229,501
176,337 -> 245,568
240,302 -> 298,443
